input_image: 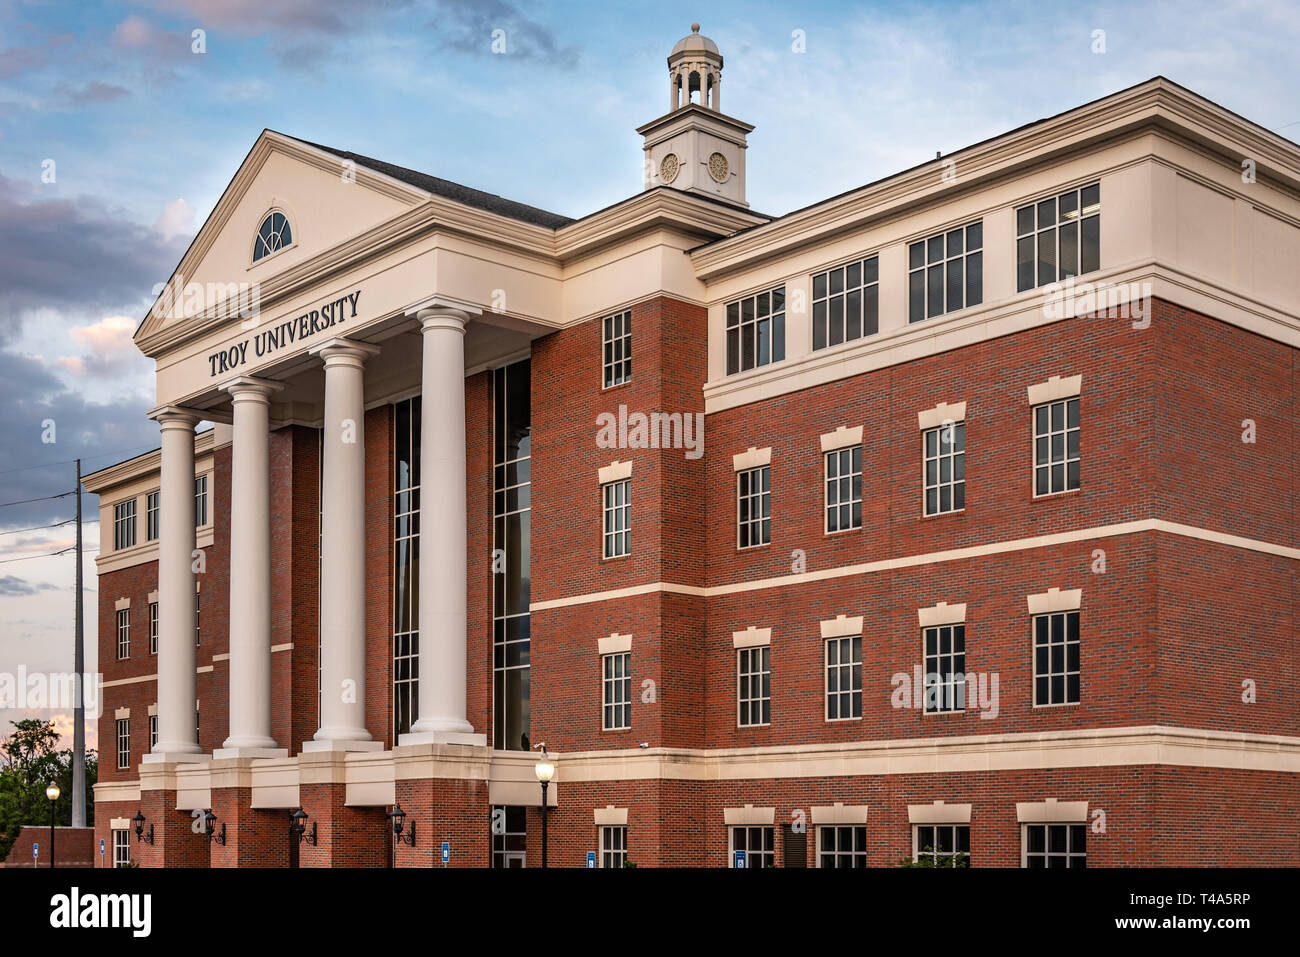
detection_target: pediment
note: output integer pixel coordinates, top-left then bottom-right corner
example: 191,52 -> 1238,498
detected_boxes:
137,131 -> 428,344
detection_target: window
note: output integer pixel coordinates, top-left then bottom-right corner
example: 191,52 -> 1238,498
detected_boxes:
725,287 -> 785,375
491,806 -> 527,868
393,397 -> 421,738
825,635 -> 862,721
730,826 -> 774,868
818,825 -> 867,868
602,311 -> 631,388
112,829 -> 130,868
908,222 -> 982,323
914,824 -> 970,866
146,491 -> 160,541
194,475 -> 208,527
812,256 -> 879,350
195,592 -> 200,646
253,210 -> 292,262
923,624 -> 965,713
115,608 -> 130,660
149,713 -> 158,748
601,826 -> 628,868
602,479 -> 630,559
113,500 -> 136,551
824,446 -> 862,533
1024,823 -> 1086,868
1017,183 -> 1100,292
737,646 -> 771,727
602,651 -> 631,730
736,465 -> 770,548
1033,610 -> 1080,706
1033,398 -> 1079,495
923,422 -> 965,515
149,602 -> 158,654
494,360 -> 532,752
116,718 -> 130,769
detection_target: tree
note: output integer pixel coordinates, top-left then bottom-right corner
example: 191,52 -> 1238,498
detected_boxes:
0,719 -> 97,860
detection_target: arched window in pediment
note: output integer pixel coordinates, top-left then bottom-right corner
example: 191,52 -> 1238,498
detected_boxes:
253,210 -> 292,262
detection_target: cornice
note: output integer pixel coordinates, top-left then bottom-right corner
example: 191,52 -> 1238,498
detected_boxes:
82,429 -> 215,495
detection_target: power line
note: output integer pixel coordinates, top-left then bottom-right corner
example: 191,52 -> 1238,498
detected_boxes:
0,491 -> 73,509
0,546 -> 75,565
0,518 -> 75,536
0,443 -> 160,478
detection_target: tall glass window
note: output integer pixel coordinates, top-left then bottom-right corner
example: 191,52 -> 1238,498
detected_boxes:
494,360 -> 532,751
393,397 -> 421,738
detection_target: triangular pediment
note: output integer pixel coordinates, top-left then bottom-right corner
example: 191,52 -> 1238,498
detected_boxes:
136,131 -> 428,345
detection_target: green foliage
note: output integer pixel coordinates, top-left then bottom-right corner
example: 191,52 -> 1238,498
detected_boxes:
0,719 -> 97,860
895,846 -> 970,868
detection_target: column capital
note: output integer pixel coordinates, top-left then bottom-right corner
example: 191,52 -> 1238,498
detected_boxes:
218,375 -> 284,402
405,294 -> 482,331
308,337 -> 381,367
147,405 -> 204,428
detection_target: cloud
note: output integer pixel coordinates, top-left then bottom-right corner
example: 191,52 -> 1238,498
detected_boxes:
152,197 -> 195,240
427,0 -> 579,62
0,576 -> 60,597
58,315 -> 151,380
54,81 -> 132,104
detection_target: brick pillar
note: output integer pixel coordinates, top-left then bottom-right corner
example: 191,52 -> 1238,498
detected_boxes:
208,758 -> 292,867
136,765 -> 209,867
392,743 -> 492,868
296,750 -> 386,867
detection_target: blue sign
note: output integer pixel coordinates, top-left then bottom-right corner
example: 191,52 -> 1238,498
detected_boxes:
441,841 -> 450,864
587,851 -> 596,868
100,839 -> 105,854
734,849 -> 747,869
33,842 -> 39,859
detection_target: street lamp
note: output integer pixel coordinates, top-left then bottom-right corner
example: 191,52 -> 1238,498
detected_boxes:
386,802 -> 415,852
289,808 -> 317,846
533,744 -> 555,869
132,810 -> 154,845
45,782 -> 60,869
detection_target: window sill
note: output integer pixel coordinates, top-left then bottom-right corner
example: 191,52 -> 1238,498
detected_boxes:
1031,488 -> 1082,502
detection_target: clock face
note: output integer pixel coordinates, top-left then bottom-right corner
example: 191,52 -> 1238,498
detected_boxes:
659,153 -> 681,184
707,151 -> 730,183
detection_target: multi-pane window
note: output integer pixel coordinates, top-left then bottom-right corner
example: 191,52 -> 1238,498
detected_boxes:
908,222 -> 983,323
194,475 -> 208,527
146,491 -> 160,541
195,592 -> 200,646
601,826 -> 628,868
730,826 -> 775,868
494,361 -> 532,752
1017,183 -> 1100,292
825,635 -> 862,721
737,646 -> 771,727
923,422 -> 965,515
149,713 -> 158,748
812,256 -> 879,350
602,651 -> 631,730
112,829 -> 130,868
115,608 -> 130,660
393,397 -> 421,738
1024,823 -> 1086,868
824,446 -> 862,533
149,602 -> 158,655
1033,610 -> 1080,706
490,805 -> 527,868
923,624 -> 965,713
116,718 -> 130,769
113,500 -> 136,551
1033,398 -> 1079,495
818,825 -> 867,868
602,479 -> 630,558
725,287 -> 786,375
736,465 -> 770,548
602,311 -> 631,388
914,824 -> 970,866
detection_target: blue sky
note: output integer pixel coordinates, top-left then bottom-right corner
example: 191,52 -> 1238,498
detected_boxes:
1,0 -> 1298,748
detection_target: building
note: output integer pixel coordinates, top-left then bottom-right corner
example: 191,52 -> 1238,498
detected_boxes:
83,24 -> 1300,868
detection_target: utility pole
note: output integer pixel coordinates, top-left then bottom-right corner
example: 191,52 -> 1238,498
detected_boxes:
72,459 -> 85,829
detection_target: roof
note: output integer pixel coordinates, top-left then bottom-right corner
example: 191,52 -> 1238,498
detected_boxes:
286,134 -> 577,231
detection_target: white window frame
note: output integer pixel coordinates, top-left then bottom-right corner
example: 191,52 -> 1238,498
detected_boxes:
923,421 -> 965,515
115,718 -> 130,770
912,823 -> 970,866
728,825 -> 775,868
600,825 -> 628,868
195,590 -> 201,646
922,624 -> 965,714
1033,610 -> 1080,707
601,478 -> 631,559
824,635 -> 862,722
602,311 -> 631,388
736,644 -> 771,728
736,465 -> 770,549
811,254 -> 880,350
823,446 -> 862,534
1021,822 -> 1086,868
145,490 -> 160,541
1016,182 -> 1100,292
149,713 -> 158,749
194,474 -> 208,528
112,829 -> 130,867
817,824 -> 867,868
1032,397 -> 1080,497
908,221 -> 983,323
725,286 -> 786,375
115,608 -> 130,660
113,499 -> 136,551
602,650 -> 631,730
149,601 -> 158,655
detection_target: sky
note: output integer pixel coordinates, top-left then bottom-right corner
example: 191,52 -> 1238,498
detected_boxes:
1,0 -> 1298,753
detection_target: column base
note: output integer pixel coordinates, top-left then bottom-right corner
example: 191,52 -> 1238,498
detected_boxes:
142,750 -> 206,765
301,739 -> 385,753
213,747 -> 289,760
397,730 -> 487,747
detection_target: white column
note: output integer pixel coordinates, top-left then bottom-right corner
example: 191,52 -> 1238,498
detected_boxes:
400,303 -> 485,746
144,407 -> 201,762
215,376 -> 285,758
304,338 -> 382,752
